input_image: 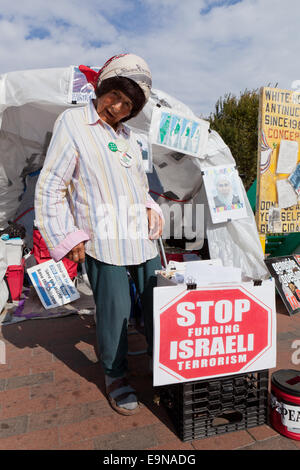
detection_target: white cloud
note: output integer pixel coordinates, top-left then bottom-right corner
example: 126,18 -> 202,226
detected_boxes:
0,0 -> 299,117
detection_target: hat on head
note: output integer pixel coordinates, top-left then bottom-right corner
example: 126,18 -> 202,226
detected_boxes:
79,53 -> 152,101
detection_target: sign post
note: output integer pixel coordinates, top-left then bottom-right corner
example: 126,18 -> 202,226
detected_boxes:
153,281 -> 276,386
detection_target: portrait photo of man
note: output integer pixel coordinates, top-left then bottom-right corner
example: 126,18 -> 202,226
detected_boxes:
213,174 -> 241,210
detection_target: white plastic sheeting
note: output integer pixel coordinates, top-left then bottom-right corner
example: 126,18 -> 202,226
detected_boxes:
0,66 -> 268,280
195,131 -> 268,281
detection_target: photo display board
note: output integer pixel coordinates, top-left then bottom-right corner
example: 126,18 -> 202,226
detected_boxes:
149,106 -> 209,158
265,254 -> 300,316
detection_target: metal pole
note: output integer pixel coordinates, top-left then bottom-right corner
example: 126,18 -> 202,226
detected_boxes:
158,236 -> 168,268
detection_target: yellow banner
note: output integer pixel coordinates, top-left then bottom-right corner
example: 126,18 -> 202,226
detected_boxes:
256,87 -> 300,234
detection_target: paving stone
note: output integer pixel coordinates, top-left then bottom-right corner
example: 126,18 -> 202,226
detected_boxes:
0,378 -> 6,391
29,348 -> 55,366
59,406 -> 158,445
94,424 -> 159,450
9,399 -> 58,421
146,439 -> 195,451
0,367 -> 12,378
29,362 -> 64,375
56,382 -> 102,408
30,382 -> 60,401
147,420 -> 186,444
277,331 -> 300,341
6,371 -> 54,390
240,435 -> 299,450
54,439 -> 94,450
191,430 -> 254,450
54,374 -> 80,391
0,386 -> 30,405
293,439 -> 300,449
2,390 -> 56,419
28,405 -> 83,432
80,400 -> 112,420
0,365 -> 31,378
0,415 -> 28,440
58,416 -> 114,445
0,427 -> 59,450
247,425 -> 278,441
5,353 -> 33,369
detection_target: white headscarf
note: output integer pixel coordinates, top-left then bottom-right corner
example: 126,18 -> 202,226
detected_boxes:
79,53 -> 152,101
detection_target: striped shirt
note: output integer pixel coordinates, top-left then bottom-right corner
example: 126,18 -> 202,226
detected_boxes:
34,98 -> 161,266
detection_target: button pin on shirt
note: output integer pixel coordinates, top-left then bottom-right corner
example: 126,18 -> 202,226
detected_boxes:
108,139 -> 129,154
119,152 -> 133,168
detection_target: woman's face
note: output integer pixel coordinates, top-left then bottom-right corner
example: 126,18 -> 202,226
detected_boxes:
96,89 -> 133,129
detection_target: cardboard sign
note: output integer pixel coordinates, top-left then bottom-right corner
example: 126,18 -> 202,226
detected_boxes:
27,260 -> 80,309
256,87 -> 300,234
153,280 -> 276,386
265,255 -> 300,316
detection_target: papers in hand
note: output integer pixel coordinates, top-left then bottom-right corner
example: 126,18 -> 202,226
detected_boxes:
27,260 -> 80,309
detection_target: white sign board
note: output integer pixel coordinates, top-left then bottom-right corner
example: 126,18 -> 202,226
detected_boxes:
153,279 -> 276,386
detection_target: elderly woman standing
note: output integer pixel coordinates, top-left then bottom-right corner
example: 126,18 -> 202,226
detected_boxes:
34,54 -> 163,415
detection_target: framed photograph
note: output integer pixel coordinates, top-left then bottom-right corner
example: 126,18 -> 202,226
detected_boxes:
202,164 -> 247,224
149,105 -> 209,158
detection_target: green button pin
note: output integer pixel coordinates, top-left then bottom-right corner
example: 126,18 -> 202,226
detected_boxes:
108,142 -> 118,152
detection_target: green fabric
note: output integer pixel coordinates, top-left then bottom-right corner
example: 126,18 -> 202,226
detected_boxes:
85,254 -> 161,377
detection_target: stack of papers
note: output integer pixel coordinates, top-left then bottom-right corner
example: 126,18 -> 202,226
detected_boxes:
185,260 -> 241,286
161,258 -> 242,286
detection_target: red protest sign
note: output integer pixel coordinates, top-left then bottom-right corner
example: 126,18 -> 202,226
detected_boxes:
153,282 -> 276,386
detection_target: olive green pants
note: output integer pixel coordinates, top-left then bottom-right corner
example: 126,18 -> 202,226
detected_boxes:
85,254 -> 161,377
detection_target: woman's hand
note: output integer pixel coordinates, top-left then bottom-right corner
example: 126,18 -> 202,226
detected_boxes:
147,208 -> 163,240
65,242 -> 86,263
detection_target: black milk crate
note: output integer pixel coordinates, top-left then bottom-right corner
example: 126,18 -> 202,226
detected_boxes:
160,370 -> 269,442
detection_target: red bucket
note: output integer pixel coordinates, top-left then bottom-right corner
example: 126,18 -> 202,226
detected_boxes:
270,369 -> 300,440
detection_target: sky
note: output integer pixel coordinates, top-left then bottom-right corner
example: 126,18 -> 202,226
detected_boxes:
0,0 -> 299,118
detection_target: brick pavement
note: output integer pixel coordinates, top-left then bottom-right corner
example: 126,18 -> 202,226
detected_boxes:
0,293 -> 299,451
